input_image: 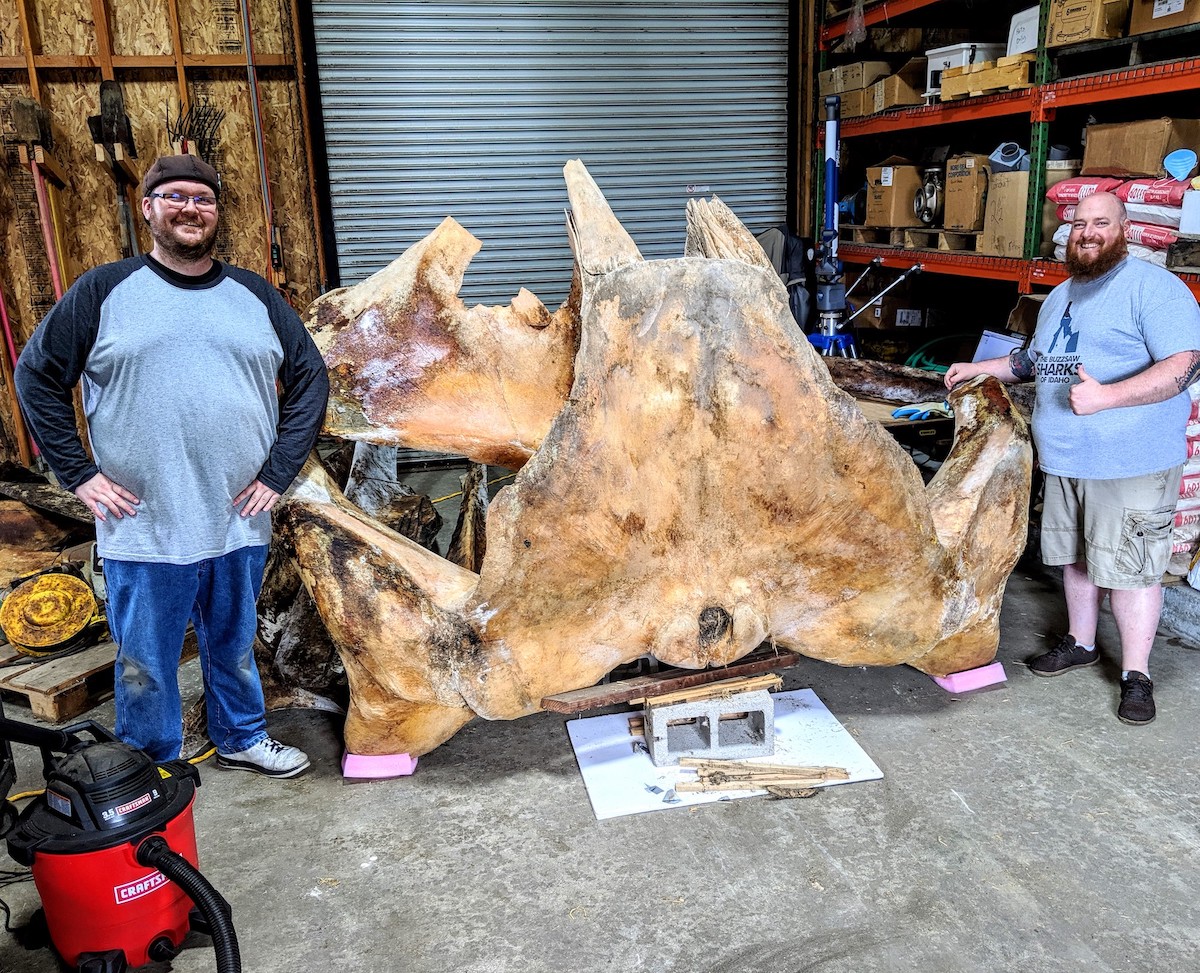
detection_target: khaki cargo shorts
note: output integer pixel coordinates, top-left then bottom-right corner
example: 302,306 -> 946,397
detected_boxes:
1041,465 -> 1183,589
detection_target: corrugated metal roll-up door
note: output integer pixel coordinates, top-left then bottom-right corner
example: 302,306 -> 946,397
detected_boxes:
311,1 -> 789,306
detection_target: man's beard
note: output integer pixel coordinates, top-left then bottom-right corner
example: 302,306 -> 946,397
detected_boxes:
1065,232 -> 1127,281
147,210 -> 218,262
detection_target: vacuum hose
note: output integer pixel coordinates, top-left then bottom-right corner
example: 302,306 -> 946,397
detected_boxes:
136,835 -> 241,973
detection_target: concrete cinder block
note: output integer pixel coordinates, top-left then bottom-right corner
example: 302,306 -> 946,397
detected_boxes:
643,689 -> 775,767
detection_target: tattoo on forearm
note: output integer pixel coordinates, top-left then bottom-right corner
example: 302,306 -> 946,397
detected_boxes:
1177,351 -> 1200,394
1009,348 -> 1036,380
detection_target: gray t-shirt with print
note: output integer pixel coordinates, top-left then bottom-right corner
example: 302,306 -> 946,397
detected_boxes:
1030,256 -> 1200,479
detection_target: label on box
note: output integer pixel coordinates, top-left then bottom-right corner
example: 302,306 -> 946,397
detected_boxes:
881,167 -> 894,186
965,158 -> 975,168
1154,0 -> 1185,16
896,309 -> 923,327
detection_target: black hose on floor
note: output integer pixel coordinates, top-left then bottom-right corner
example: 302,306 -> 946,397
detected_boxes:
136,835 -> 241,973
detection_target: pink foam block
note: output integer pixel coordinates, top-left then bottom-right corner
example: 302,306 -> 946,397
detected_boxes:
342,751 -> 418,779
933,661 -> 1007,694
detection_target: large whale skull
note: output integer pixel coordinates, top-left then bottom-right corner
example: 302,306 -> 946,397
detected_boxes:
279,161 -> 1032,758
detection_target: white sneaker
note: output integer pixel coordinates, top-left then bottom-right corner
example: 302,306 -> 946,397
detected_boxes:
217,737 -> 310,778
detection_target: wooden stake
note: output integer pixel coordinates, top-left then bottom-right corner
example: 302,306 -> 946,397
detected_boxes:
635,673 -> 782,708
164,0 -> 190,114
15,0 -> 40,102
674,757 -> 851,793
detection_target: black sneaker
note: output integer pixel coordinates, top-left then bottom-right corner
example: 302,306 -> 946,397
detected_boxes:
1118,672 -> 1155,725
1028,634 -> 1098,677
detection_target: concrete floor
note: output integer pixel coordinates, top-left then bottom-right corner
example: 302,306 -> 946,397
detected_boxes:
3,555 -> 1199,973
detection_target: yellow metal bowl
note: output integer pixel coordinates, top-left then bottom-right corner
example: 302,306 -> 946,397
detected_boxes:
0,572 -> 97,655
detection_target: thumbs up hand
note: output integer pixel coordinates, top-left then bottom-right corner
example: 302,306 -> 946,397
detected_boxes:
1069,363 -> 1109,416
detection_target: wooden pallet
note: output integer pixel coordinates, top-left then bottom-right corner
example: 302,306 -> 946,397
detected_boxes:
840,224 -> 906,247
0,639 -> 118,723
903,228 -> 980,252
903,228 -> 938,249
0,631 -> 200,723
940,53 -> 1035,100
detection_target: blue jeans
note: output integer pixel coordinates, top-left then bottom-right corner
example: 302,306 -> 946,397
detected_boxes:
105,545 -> 269,761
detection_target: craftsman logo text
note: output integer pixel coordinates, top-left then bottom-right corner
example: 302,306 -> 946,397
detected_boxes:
115,793 -> 153,817
102,788 -> 159,822
115,871 -> 168,905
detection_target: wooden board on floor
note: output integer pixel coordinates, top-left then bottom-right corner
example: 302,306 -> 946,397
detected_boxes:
540,647 -> 803,714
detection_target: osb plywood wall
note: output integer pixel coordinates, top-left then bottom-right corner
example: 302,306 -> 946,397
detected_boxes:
0,0 -> 320,467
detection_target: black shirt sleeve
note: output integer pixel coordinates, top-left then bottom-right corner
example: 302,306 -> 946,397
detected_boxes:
226,270 -> 330,493
14,262 -> 137,491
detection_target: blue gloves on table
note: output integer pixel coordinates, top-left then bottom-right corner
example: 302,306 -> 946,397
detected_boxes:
891,401 -> 953,421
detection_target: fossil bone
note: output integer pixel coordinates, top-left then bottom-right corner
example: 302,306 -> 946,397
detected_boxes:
306,218 -> 581,469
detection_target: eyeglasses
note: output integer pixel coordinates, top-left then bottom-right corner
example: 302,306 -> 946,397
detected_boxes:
148,191 -> 218,209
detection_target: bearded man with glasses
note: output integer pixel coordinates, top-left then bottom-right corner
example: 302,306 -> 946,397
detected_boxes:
16,154 -> 329,778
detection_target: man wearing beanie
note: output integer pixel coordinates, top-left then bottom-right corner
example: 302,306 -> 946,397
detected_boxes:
15,153 -> 328,778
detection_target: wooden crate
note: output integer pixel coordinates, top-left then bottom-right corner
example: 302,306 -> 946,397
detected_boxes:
940,54 -> 1035,100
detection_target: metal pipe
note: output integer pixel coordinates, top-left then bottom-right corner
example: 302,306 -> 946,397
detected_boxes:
823,95 -> 840,264
844,263 -> 924,326
843,257 -> 883,300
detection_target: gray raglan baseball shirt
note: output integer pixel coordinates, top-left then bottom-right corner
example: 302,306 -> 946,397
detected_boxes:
15,254 -> 329,564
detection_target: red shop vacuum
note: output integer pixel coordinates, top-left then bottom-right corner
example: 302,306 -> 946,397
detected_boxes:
0,700 -> 240,972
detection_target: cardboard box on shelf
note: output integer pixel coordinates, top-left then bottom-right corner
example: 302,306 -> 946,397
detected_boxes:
839,87 -> 869,119
1006,294 -> 1047,337
859,294 -> 924,329
979,171 -> 1031,257
944,154 -> 991,231
1041,160 -> 1083,255
865,156 -> 924,227
818,60 -> 892,96
1045,0 -> 1132,47
1129,0 -> 1200,35
1082,117 -> 1200,178
869,58 -> 927,114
